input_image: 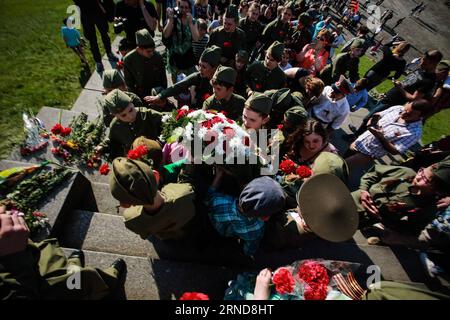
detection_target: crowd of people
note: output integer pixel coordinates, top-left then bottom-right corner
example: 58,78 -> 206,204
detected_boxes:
2,0 -> 449,300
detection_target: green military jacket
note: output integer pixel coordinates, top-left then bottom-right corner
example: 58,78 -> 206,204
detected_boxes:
245,61 -> 286,93
207,26 -> 246,63
0,239 -> 116,300
261,18 -> 291,49
319,52 -> 360,85
108,107 -> 163,159
159,71 -> 213,109
123,49 -> 168,98
123,182 -> 196,240
352,164 -> 437,233
202,93 -> 246,120
239,17 -> 263,52
99,91 -> 142,127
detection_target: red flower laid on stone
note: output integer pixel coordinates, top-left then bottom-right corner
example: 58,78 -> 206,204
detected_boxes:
279,159 -> 297,174
60,127 -> 72,137
272,268 -> 295,295
223,41 -> 232,48
51,123 -> 63,135
296,165 -> 312,179
99,163 -> 110,175
179,292 -> 210,300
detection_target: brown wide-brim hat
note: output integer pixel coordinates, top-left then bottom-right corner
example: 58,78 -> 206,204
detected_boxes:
109,157 -> 158,206
297,173 -> 358,242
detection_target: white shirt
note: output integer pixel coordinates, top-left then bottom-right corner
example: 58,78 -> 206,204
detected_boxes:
310,86 -> 350,130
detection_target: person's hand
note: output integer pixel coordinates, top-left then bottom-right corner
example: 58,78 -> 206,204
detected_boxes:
0,207 -> 30,257
437,196 -> 450,210
368,126 -> 383,138
253,268 -> 272,300
167,7 -> 174,19
186,13 -> 194,25
360,190 -> 380,217
144,95 -> 162,105
393,80 -> 403,89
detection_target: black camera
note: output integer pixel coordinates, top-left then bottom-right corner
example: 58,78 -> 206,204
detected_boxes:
173,7 -> 181,19
113,17 -> 128,34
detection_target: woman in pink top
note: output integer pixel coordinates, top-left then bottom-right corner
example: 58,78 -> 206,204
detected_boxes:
296,29 -> 332,76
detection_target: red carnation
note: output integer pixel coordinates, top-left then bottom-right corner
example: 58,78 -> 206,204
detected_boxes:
255,83 -> 262,90
32,211 -> 46,218
279,159 -> 297,174
219,110 -> 228,117
278,30 -> 285,36
127,149 -> 141,160
99,163 -> 110,175
202,120 -> 213,129
296,165 -> 312,179
116,60 -> 124,70
135,145 -> 149,157
211,116 -> 224,125
277,124 -> 284,130
51,123 -> 63,135
298,261 -> 330,300
272,268 -> 295,295
304,283 -> 328,300
223,126 -> 235,138
179,292 -> 210,300
223,41 -> 232,48
60,127 -> 72,137
243,136 -> 250,146
176,108 -> 190,121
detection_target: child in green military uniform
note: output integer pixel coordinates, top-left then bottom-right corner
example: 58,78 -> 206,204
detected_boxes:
352,158 -> 450,242
202,66 -> 246,120
0,209 -> 125,300
261,2 -> 293,50
238,3 -> 263,54
145,46 -> 222,109
233,50 -> 249,97
207,4 -> 246,66
109,157 -> 197,241
242,92 -> 273,132
245,41 -> 287,96
97,89 -> 163,159
100,69 -> 142,127
123,29 -> 167,99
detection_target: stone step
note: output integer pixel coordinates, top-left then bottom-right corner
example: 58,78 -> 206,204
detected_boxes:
88,181 -> 123,216
0,160 -> 90,242
61,247 -> 244,300
58,209 -> 422,283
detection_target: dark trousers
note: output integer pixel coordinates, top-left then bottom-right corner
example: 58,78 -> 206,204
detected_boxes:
81,13 -> 112,63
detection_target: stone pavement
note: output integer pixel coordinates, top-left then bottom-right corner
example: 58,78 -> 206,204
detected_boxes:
2,32 -> 448,299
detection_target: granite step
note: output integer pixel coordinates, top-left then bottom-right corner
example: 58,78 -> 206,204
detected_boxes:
0,160 -> 90,242
61,247 -> 244,300
87,181 -> 123,216
58,209 -> 423,283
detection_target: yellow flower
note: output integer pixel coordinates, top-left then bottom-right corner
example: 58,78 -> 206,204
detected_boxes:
66,141 -> 79,150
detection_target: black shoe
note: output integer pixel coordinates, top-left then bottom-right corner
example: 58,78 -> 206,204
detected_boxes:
68,249 -> 85,267
110,258 -> 126,276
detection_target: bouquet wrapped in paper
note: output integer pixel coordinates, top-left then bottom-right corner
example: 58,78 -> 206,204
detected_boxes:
20,112 -> 49,156
224,259 -> 366,300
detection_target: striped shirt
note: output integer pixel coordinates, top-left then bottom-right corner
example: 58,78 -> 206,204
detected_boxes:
192,34 -> 209,59
205,187 -> 265,256
354,105 -> 422,158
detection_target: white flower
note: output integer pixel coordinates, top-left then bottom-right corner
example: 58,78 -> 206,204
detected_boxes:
184,122 -> 194,141
229,136 -> 242,149
161,114 -> 171,123
197,127 -> 208,140
180,105 -> 189,111
173,127 -> 185,137
215,143 -> 225,155
158,134 -> 165,142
